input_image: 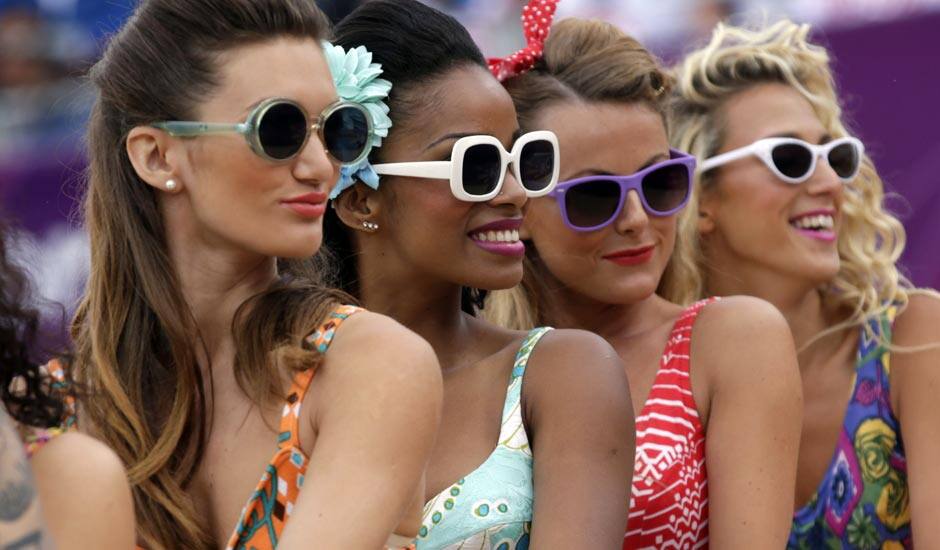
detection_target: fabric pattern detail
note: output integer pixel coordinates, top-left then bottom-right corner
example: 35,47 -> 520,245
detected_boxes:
20,359 -> 76,458
788,305 -> 911,549
625,298 -> 716,550
415,327 -> 552,550
226,305 -> 372,550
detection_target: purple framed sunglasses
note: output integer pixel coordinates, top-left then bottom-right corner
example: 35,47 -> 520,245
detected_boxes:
548,149 -> 696,232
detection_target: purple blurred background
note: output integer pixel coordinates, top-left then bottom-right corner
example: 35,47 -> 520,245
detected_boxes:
1,0 -> 938,320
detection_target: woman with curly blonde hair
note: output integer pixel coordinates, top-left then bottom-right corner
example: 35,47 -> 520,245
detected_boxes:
486,16 -> 803,548
669,19 -> 940,548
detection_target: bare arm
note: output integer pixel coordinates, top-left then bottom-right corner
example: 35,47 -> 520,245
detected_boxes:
524,329 -> 635,548
891,292 -> 940,547
694,296 -> 802,549
0,408 -> 51,550
29,432 -> 135,550
277,312 -> 443,549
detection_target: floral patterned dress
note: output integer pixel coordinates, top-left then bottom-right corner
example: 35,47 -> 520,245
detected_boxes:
789,306 -> 911,549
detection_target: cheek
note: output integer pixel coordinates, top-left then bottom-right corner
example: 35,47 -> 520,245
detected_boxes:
183,146 -> 323,257
387,184 -> 473,255
528,206 -> 605,286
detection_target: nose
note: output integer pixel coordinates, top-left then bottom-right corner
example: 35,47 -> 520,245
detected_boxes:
292,132 -> 338,190
613,190 -> 650,235
804,152 -> 844,200
488,168 -> 527,210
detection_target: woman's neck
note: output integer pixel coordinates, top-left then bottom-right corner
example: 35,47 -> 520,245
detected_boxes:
166,229 -> 278,361
544,270 -> 671,343
357,253 -> 481,370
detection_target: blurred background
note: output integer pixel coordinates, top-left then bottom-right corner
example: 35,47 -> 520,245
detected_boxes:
2,0 -> 939,323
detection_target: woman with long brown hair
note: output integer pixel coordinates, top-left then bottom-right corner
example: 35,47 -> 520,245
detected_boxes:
70,0 -> 442,548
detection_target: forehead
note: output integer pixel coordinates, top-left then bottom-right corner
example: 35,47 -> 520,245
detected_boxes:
535,100 -> 668,176
203,37 -> 335,116
720,82 -> 828,147
398,65 -> 518,141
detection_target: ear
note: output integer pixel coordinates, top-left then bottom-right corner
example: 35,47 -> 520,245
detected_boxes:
696,184 -> 719,235
126,126 -> 185,193
332,182 -> 384,233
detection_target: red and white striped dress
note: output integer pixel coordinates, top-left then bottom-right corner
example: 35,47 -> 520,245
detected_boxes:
624,298 -> 715,550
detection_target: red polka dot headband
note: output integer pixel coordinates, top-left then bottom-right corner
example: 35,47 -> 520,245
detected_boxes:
488,0 -> 560,82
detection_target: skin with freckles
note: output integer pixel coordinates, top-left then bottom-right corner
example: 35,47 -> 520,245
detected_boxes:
699,82 -> 940,547
519,96 -> 802,548
333,64 -> 636,547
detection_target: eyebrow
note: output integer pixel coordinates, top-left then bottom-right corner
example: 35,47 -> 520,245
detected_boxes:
569,151 -> 670,179
768,132 -> 833,145
424,129 -> 522,152
425,132 -> 477,151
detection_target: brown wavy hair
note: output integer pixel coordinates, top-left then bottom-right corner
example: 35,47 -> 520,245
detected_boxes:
70,1 -> 344,548
484,18 -> 691,330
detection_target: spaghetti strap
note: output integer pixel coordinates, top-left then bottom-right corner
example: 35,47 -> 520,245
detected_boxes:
226,303 -> 365,550
277,304 -> 364,451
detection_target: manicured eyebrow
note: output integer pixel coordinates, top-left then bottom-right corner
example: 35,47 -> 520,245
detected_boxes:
568,151 -> 669,179
424,132 -> 477,151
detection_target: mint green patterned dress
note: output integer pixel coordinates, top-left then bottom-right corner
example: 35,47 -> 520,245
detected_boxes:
415,327 -> 552,550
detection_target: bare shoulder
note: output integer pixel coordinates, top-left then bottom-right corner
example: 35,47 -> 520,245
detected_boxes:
893,291 -> 940,347
31,432 -> 127,490
319,310 -> 442,393
527,328 -> 623,378
691,296 -> 798,385
523,328 -> 629,410
694,295 -> 790,338
31,432 -> 135,549
890,292 -> 940,390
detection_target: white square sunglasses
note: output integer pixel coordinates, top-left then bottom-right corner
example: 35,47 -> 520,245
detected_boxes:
372,131 -> 560,202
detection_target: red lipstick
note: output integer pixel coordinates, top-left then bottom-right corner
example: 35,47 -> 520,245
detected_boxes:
602,245 -> 655,266
281,191 -> 328,219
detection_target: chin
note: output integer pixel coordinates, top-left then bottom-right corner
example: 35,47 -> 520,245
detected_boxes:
587,280 -> 658,306
267,237 -> 323,259
465,266 -> 524,291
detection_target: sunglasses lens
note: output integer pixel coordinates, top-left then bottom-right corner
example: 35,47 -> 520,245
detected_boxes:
564,180 -> 622,229
828,141 -> 860,179
641,164 -> 690,214
519,139 -> 555,192
771,143 -> 814,180
462,143 -> 502,197
258,102 -> 308,160
323,105 -> 370,164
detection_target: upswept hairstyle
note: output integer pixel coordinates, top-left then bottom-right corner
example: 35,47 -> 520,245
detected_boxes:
320,0 -> 489,313
0,220 -> 66,430
668,20 -> 914,347
70,1 -> 344,548
483,18 -> 690,330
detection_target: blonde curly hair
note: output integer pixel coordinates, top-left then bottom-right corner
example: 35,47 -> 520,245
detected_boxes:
668,19 -> 920,347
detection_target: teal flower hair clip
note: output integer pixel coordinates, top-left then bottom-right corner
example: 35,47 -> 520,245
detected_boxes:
323,41 -> 393,199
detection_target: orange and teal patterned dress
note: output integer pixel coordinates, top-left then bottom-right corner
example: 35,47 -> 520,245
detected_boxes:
226,304 -> 414,550
788,306 -> 911,549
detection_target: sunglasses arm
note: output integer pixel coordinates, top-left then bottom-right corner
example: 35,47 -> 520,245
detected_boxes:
699,144 -> 758,173
372,162 -> 451,180
151,121 -> 250,137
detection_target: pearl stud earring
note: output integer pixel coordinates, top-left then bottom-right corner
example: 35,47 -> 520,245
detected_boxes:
165,179 -> 177,191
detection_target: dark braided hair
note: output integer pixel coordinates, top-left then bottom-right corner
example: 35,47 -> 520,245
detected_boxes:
0,219 -> 66,429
